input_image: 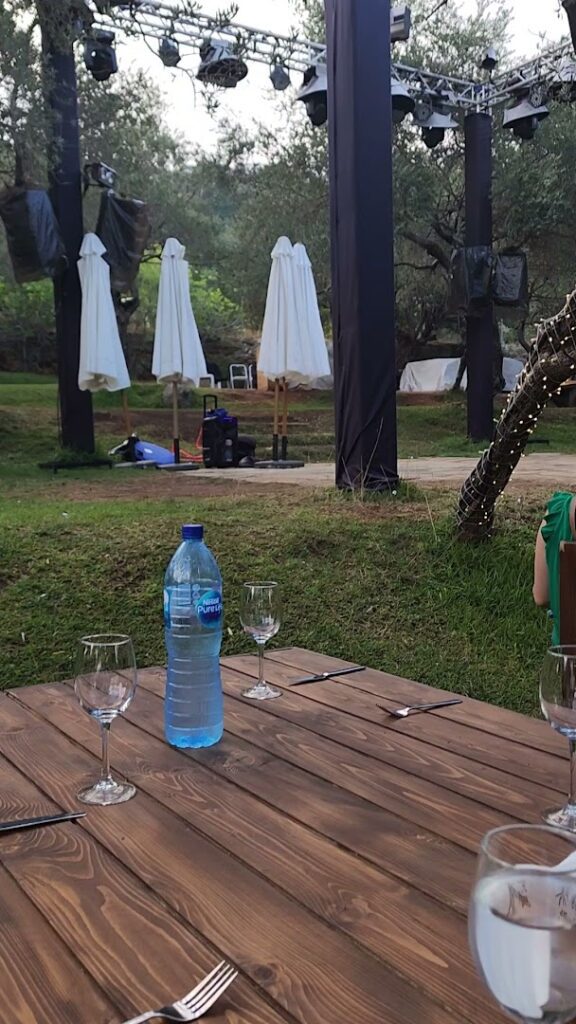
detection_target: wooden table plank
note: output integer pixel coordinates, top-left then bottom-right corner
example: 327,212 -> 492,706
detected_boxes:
0,852 -> 117,1024
234,647 -> 564,756
3,690 -> 474,1024
0,740 -> 275,1024
0,690 -> 494,1024
3,646 -> 548,1024
225,652 -> 568,793
14,681 -> 476,914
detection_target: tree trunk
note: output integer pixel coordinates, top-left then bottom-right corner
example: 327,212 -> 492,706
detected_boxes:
457,287 -> 576,539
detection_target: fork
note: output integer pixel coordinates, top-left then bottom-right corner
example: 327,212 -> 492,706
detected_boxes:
122,960 -> 238,1023
378,698 -> 463,718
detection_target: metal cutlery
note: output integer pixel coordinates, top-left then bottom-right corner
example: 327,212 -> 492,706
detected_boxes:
291,665 -> 365,686
378,698 -> 463,719
0,810 -> 86,834
121,960 -> 238,1023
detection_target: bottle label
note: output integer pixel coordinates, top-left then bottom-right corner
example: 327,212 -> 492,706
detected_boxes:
164,587 -> 222,628
197,589 -> 223,627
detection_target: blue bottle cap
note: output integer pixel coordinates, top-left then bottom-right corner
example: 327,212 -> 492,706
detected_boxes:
182,524 -> 203,541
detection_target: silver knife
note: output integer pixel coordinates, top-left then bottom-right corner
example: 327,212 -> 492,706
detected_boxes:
0,811 -> 86,834
291,666 -> 365,686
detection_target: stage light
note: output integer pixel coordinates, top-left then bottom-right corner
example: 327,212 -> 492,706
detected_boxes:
83,162 -> 117,190
502,93 -> 549,140
159,37 -> 181,67
270,64 -> 291,91
83,29 -> 118,82
391,76 -> 415,123
390,5 -> 411,42
413,96 -> 457,148
197,40 -> 248,88
295,65 -> 328,126
481,47 -> 498,72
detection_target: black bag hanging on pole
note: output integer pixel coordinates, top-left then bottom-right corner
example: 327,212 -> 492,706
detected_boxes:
0,187 -> 66,283
450,246 -> 493,317
492,251 -> 529,321
95,191 -> 151,291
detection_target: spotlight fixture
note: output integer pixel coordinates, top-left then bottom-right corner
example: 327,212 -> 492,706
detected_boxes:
270,63 -> 291,91
502,92 -> 549,140
413,94 -> 457,148
481,47 -> 498,72
83,29 -> 118,82
196,40 -> 248,88
390,4 -> 412,42
159,36 -> 181,67
295,65 -> 328,126
83,161 -> 117,190
391,76 -> 415,124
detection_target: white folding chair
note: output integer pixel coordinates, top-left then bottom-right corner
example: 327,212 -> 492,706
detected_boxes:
198,374 -> 216,389
229,364 -> 250,389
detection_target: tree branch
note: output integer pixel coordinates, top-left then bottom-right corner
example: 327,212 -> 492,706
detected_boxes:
400,229 -> 451,272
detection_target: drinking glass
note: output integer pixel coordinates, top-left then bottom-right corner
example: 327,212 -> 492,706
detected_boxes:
239,582 -> 281,700
74,634 -> 137,805
540,646 -> 576,831
469,824 -> 576,1024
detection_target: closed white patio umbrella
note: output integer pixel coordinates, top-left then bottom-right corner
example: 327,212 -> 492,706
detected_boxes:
292,243 -> 331,384
258,236 -> 306,461
77,233 -> 131,430
152,237 -> 207,462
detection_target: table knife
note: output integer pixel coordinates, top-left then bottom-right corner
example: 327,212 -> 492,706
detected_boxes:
291,665 -> 365,686
0,811 -> 86,834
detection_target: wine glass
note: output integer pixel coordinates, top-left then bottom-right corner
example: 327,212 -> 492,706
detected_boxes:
239,582 -> 281,700
469,824 -> 576,1024
540,646 -> 576,832
74,634 -> 137,805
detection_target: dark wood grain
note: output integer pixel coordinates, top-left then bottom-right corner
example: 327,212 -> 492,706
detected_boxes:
0,691 -> 493,1024
1,646 -> 545,1024
231,647 -> 565,755
0,705 -> 468,1024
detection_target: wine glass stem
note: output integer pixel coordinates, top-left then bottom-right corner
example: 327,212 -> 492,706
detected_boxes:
569,739 -> 576,806
100,722 -> 113,785
257,642 -> 266,688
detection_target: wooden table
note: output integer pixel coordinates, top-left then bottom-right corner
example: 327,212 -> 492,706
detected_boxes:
0,647 -> 567,1024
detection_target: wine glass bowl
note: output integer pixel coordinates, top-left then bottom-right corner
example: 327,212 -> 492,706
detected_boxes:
75,634 -> 137,805
469,825 -> 576,1024
540,646 -> 576,831
239,582 -> 281,700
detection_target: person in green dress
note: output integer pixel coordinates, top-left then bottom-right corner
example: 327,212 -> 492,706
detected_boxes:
533,491 -> 576,644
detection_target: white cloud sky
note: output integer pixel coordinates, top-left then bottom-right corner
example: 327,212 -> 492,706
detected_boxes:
119,0 -> 569,150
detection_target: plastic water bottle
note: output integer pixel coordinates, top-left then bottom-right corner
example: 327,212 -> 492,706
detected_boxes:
164,524 -> 224,748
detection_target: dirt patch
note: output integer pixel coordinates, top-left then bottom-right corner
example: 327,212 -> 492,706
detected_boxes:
28,471 -> 315,503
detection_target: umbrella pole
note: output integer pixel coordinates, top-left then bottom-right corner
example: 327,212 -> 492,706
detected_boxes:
281,376 -> 289,461
272,377 -> 280,461
172,382 -> 180,464
121,389 -> 132,436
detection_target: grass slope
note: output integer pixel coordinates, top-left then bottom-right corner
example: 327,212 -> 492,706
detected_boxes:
0,487 -> 548,714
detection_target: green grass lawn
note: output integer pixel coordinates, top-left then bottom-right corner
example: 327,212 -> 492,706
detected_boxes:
0,375 -> 564,713
2,376 -> 576,478
0,483 -> 550,714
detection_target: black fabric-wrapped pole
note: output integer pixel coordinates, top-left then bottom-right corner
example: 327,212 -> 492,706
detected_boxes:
465,112 -> 494,442
325,0 -> 399,490
39,4 -> 95,453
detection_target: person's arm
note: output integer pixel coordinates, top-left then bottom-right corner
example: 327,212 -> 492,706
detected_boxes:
533,519 -> 549,606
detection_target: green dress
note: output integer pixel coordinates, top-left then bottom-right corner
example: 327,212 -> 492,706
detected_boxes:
541,491 -> 574,645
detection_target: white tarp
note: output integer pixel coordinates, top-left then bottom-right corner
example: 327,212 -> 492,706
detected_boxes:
152,237 -> 207,385
399,356 -> 524,393
399,358 -> 462,393
77,233 -> 130,393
